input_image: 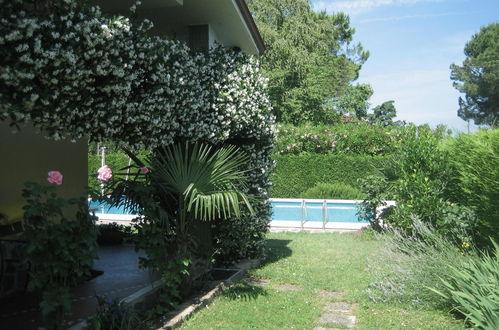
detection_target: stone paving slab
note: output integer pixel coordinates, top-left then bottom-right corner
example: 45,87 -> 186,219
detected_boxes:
245,278 -> 270,286
276,284 -> 301,291
318,290 -> 344,300
318,314 -> 356,328
324,302 -> 353,313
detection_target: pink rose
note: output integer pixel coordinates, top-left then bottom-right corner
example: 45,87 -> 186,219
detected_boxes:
139,166 -> 149,174
47,171 -> 63,185
97,165 -> 112,182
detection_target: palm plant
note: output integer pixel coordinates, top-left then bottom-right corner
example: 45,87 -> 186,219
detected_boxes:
106,141 -> 254,298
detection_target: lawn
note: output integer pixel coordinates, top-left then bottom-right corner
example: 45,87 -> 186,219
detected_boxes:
181,232 -> 464,329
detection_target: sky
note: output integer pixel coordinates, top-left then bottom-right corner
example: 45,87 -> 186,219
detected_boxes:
312,0 -> 498,132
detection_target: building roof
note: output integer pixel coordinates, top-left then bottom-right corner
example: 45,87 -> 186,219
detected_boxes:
93,0 -> 265,55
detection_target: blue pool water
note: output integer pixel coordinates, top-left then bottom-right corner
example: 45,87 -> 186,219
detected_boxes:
272,201 -> 367,223
89,201 -> 136,215
89,200 -> 366,223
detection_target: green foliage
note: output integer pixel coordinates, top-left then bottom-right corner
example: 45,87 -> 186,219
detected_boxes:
301,182 -> 363,200
331,84 -> 373,120
88,296 -> 144,330
369,100 -> 397,126
358,125 -> 477,243
430,239 -> 499,329
450,23 -> 499,126
247,0 -> 370,124
441,128 -> 499,245
211,212 -> 269,266
21,182 -> 98,329
146,143 -> 254,222
88,151 -> 150,193
367,218 -> 467,308
105,142 -> 254,300
271,153 -> 387,198
275,123 -> 399,156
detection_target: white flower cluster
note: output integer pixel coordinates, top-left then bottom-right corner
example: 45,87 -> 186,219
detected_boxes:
0,0 -> 275,248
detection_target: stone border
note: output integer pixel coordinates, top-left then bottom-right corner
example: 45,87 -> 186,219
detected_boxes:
157,259 -> 260,329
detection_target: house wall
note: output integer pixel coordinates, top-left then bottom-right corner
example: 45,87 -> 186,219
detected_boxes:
0,121 -> 88,216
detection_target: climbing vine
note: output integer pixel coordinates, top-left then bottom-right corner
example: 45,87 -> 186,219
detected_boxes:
1,0 -> 275,263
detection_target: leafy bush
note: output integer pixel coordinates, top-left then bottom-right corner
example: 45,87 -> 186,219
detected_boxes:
359,125 -> 476,243
440,129 -> 499,245
89,296 -> 144,330
275,123 -> 401,156
367,218 -> 467,308
22,182 -> 98,329
430,239 -> 499,329
271,154 -> 387,198
301,182 -> 363,200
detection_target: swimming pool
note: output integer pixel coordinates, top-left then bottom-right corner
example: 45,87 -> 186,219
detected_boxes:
271,199 -> 367,223
89,198 -> 368,230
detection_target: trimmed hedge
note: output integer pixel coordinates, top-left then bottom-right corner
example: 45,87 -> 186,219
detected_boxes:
271,154 -> 387,198
440,128 -> 499,245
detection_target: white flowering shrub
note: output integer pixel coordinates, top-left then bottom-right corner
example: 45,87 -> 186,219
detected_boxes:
0,0 -> 274,263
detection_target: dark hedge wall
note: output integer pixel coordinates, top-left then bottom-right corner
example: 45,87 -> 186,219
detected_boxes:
271,154 -> 387,198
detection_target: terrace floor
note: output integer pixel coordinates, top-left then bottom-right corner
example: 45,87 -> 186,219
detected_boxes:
0,244 -> 159,329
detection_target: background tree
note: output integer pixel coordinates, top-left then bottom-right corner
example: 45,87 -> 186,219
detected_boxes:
247,0 -> 370,124
369,100 -> 397,126
330,84 -> 373,120
450,23 -> 499,126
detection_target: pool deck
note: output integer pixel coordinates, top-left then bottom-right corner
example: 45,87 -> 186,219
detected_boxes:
96,216 -> 368,233
269,220 -> 368,232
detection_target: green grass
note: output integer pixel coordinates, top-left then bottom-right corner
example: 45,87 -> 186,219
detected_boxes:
181,232 -> 464,329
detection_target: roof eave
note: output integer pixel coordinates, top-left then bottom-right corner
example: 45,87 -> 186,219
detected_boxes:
234,0 -> 265,55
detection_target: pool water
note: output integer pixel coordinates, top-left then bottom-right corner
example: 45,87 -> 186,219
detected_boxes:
271,200 -> 367,223
89,201 -> 136,215
89,199 -> 366,223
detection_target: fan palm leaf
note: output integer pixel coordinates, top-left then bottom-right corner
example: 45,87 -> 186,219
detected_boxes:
148,142 -> 254,222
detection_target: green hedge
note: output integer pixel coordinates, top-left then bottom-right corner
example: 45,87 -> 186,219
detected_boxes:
440,129 -> 499,245
271,154 -> 387,198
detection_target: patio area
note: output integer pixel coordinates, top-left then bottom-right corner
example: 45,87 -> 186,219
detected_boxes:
0,244 -> 159,329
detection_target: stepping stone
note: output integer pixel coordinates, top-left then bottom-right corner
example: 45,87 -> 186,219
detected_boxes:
276,284 -> 301,291
318,290 -> 343,299
318,314 -> 356,328
313,327 -> 343,330
324,302 -> 353,313
245,278 -> 270,286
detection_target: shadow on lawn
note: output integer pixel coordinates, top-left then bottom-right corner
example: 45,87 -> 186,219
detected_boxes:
222,282 -> 268,301
261,239 -> 292,267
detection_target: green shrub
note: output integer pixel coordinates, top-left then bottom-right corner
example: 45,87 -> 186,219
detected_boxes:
359,125 -> 476,243
22,182 -> 98,328
367,218 -> 467,308
430,239 -> 499,329
275,123 -> 401,156
89,296 -> 144,329
440,129 -> 499,245
301,182 -> 363,200
271,154 -> 387,198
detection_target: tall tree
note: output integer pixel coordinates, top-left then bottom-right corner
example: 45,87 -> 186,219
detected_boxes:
369,100 -> 397,126
450,23 -> 499,126
247,0 -> 370,124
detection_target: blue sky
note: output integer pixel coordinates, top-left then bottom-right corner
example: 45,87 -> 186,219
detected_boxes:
312,0 -> 499,131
